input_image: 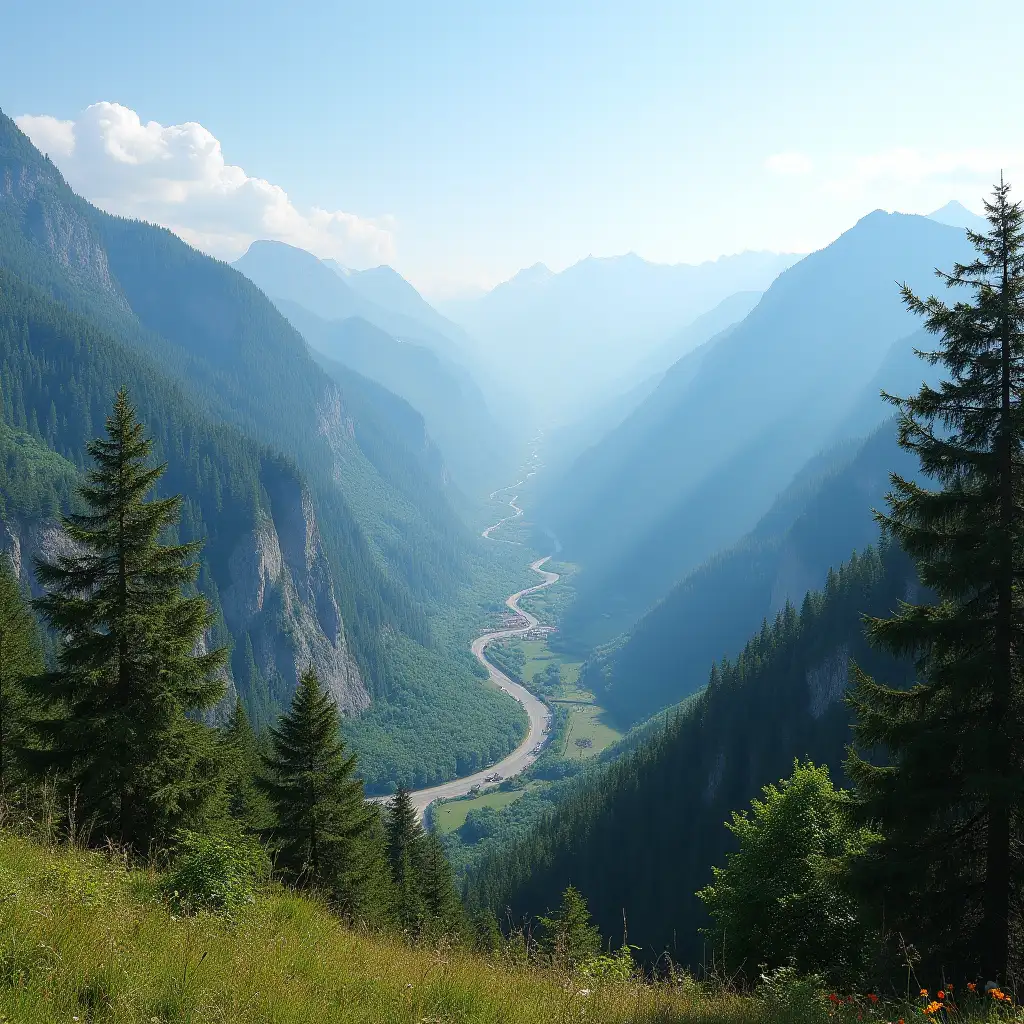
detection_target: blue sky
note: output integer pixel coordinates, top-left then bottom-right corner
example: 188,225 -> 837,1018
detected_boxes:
3,0 -> 1021,296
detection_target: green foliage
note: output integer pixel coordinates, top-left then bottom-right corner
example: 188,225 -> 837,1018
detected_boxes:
847,181 -> 1024,981
575,946 -> 636,985
258,668 -> 375,908
697,761 -> 877,986
536,885 -> 602,969
386,787 -> 427,930
220,698 -> 270,831
162,827 -> 268,915
28,390 -> 226,851
0,556 -> 42,790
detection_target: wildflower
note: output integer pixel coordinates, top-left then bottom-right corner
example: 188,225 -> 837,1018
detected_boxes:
867,993 -> 879,1003
924,1000 -> 942,1015
967,983 -> 976,992
829,994 -> 840,1004
920,989 -> 929,998
938,991 -> 945,1000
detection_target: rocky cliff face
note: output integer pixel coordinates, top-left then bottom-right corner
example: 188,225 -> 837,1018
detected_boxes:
221,479 -> 368,714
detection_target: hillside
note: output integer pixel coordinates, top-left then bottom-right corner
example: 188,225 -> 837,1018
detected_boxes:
0,829 -> 817,1024
0,108 -> 524,789
467,542 -> 919,967
542,213 -> 973,647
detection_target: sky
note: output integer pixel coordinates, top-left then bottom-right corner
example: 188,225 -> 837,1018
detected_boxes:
3,0 -> 1022,298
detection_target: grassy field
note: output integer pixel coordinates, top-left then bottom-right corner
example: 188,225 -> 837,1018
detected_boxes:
557,703 -> 623,759
510,637 -> 582,689
0,829 -> 847,1024
433,787 -> 528,833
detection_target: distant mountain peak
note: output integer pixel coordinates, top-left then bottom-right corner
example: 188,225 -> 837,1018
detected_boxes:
927,200 -> 988,232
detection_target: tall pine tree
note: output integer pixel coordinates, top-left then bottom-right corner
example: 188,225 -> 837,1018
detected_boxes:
386,786 -> 427,930
258,667 -> 375,907
221,697 -> 267,830
0,557 -> 42,791
847,179 -> 1024,979
30,388 -> 226,850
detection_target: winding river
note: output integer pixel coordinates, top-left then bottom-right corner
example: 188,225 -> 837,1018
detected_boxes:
403,475 -> 559,818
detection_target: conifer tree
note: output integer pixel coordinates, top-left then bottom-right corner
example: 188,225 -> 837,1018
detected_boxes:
221,697 -> 267,830
0,557 -> 42,791
386,786 -> 427,930
419,830 -> 464,936
30,388 -> 226,850
847,179 -> 1024,979
537,885 -> 602,969
258,668 -> 374,903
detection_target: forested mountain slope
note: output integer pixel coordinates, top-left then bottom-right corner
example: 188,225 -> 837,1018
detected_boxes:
0,108 -> 524,789
468,543 -> 918,967
543,213 -> 973,647
583,418 -> 917,725
277,302 -> 511,496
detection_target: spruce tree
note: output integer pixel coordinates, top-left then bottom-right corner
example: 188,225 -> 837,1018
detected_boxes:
30,388 -> 226,850
537,885 -> 602,969
846,179 -> 1024,979
386,786 -> 427,930
258,668 -> 374,904
221,696 -> 267,830
0,557 -> 42,791
419,831 -> 464,936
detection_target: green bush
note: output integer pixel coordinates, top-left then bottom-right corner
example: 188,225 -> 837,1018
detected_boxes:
162,828 -> 268,915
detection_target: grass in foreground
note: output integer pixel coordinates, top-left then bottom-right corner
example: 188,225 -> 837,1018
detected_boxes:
0,831 -> 788,1024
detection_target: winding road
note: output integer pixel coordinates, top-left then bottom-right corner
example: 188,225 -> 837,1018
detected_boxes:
403,476 -> 559,818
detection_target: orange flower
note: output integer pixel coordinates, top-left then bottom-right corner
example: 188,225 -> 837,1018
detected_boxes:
967,982 -> 976,992
938,991 -> 945,1000
867,993 -> 879,1003
920,989 -> 929,998
924,1000 -> 942,1015
828,994 -> 840,1004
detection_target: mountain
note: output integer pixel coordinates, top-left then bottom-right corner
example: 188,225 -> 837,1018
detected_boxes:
0,109 -> 525,789
234,240 -> 469,364
927,199 -> 988,233
581,417 -> 918,727
467,541 -> 918,968
446,251 -> 799,421
273,302 -> 512,496
541,212 -> 974,648
325,260 -> 471,344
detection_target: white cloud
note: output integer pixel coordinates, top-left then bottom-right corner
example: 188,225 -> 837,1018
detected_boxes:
15,102 -> 395,266
765,151 -> 813,176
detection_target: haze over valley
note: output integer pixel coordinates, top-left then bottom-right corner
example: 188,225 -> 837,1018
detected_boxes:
1,5 -> 1022,1018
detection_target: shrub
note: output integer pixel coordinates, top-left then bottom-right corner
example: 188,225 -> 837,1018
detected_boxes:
161,828 -> 268,914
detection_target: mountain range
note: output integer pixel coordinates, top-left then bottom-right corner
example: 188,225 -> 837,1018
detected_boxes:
442,250 -> 800,422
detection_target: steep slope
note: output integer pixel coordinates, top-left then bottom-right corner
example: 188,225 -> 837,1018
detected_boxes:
448,251 -> 797,420
276,302 -> 511,495
543,213 -> 973,645
582,418 -> 917,726
468,542 -> 918,968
